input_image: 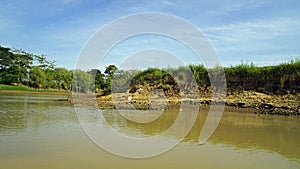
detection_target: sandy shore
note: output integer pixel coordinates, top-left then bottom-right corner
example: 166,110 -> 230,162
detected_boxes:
10,88 -> 295,116
69,90 -> 300,116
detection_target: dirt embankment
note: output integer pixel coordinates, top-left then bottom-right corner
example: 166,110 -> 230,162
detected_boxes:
225,90 -> 300,115
91,87 -> 300,116
68,73 -> 300,116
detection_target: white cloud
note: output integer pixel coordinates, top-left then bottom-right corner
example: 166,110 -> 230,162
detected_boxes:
207,0 -> 266,16
202,17 -> 300,45
1,0 -> 299,69
162,0 -> 175,6
200,17 -> 300,65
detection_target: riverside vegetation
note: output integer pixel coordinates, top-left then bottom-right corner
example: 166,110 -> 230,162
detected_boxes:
1,45 -> 299,115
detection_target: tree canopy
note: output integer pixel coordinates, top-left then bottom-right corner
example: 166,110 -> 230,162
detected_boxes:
1,45 -> 299,94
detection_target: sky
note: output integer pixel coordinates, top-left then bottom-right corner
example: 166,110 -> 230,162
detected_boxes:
0,0 -> 300,70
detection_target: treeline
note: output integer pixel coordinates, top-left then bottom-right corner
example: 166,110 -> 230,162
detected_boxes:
109,60 -> 300,95
113,61 -> 300,95
0,45 -> 117,93
1,45 -> 299,94
225,62 -> 300,93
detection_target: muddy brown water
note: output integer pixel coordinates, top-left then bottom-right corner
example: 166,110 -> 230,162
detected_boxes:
0,92 -> 299,169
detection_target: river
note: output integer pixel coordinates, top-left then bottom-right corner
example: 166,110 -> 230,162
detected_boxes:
0,92 -> 299,169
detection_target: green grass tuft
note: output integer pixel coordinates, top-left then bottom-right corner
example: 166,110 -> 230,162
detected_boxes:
0,84 -> 64,93
0,84 -> 29,91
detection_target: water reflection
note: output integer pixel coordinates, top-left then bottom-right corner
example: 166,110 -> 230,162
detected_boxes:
0,92 -> 299,165
101,108 -> 300,160
0,92 -> 76,135
210,112 -> 300,160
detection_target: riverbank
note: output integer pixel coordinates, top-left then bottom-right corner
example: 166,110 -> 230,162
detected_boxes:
2,84 -> 298,116
226,90 -> 300,115
0,90 -> 69,96
0,84 -> 69,95
92,90 -> 300,116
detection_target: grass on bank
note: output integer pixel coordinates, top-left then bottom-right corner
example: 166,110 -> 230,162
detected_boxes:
0,84 -> 29,91
0,84 -> 67,93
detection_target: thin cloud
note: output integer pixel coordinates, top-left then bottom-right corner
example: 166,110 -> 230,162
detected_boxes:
162,0 -> 175,6
201,17 -> 300,66
0,0 -> 300,69
203,17 -> 300,44
207,0 -> 267,16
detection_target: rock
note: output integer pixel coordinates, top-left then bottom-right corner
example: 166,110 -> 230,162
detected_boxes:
260,103 -> 274,109
237,102 -> 246,108
280,105 -> 291,110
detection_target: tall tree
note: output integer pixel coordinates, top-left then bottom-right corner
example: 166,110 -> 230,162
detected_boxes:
104,65 -> 118,77
33,54 -> 56,88
89,69 -> 105,90
11,49 -> 33,84
0,46 -> 33,84
0,46 -> 14,84
104,65 -> 118,90
34,54 -> 56,71
44,68 -> 56,89
72,70 -> 94,93
29,66 -> 46,88
54,67 -> 72,91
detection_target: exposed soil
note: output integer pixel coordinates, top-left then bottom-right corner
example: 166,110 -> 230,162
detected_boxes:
92,89 -> 300,116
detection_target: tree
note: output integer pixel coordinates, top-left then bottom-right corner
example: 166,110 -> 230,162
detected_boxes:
34,54 -> 56,71
31,54 -> 56,88
104,65 -> 118,77
89,69 -> 105,90
0,46 -> 33,84
29,66 -> 46,88
54,67 -> 72,91
72,70 -> 94,93
0,46 -> 14,83
11,50 -> 33,84
43,68 -> 56,88
104,65 -> 118,90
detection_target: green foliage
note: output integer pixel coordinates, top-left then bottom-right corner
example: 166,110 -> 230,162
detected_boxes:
188,64 -> 208,85
89,69 -> 105,90
104,65 -> 118,77
0,83 -> 29,91
1,44 -> 300,94
29,66 -> 46,88
54,68 -> 72,90
225,60 -> 300,93
34,54 -> 56,70
0,46 -> 33,84
111,69 -> 139,93
131,68 -> 167,85
72,70 -> 94,93
0,45 -> 69,91
103,65 -> 118,92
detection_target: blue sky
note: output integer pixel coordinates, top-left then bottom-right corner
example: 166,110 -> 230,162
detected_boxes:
1,0 -> 300,70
